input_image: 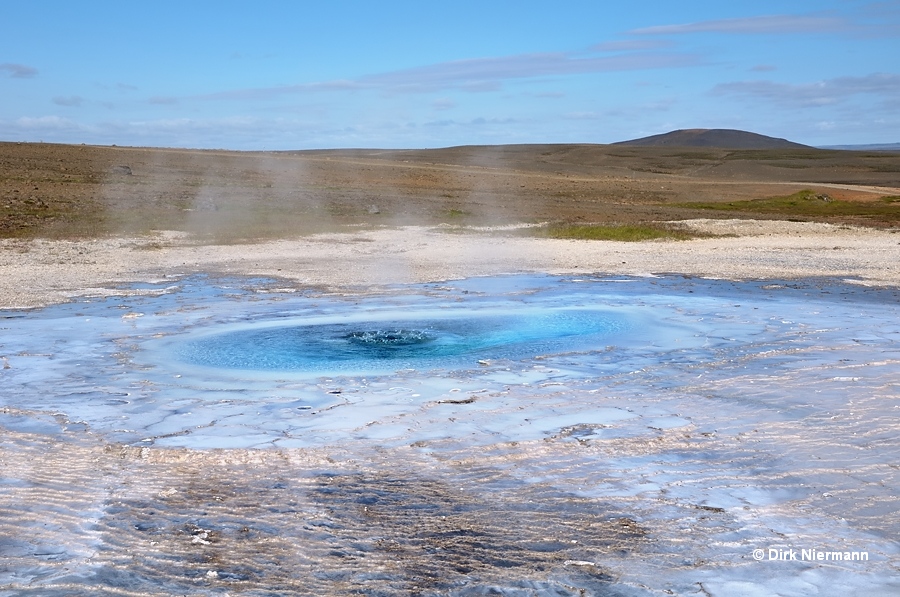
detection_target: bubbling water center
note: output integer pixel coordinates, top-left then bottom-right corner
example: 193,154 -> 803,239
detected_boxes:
175,307 -> 634,374
2,274 -> 899,595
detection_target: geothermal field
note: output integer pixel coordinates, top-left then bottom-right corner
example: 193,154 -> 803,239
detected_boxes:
1,139 -> 900,595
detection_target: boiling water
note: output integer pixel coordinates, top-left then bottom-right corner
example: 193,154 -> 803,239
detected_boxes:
1,274 -> 899,596
175,308 -> 633,374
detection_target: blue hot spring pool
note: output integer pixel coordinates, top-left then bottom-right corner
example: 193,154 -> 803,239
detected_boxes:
174,307 -> 634,374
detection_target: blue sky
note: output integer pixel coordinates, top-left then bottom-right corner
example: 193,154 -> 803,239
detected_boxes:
2,1 -> 899,149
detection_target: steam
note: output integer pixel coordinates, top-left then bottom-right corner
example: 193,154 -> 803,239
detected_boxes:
91,144 -> 564,288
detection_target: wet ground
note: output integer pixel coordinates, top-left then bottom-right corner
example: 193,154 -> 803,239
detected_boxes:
1,274 -> 899,595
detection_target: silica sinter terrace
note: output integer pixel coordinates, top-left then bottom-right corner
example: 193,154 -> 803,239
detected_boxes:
1,274 -> 898,596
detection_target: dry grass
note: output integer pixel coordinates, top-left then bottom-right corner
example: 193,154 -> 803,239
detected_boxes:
2,142 -> 898,241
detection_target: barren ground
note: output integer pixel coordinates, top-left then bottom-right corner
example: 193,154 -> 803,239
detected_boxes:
1,141 -> 899,307
2,141 -> 899,241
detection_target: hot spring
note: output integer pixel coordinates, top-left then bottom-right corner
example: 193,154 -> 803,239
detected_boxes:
173,307 -> 635,374
1,274 -> 898,596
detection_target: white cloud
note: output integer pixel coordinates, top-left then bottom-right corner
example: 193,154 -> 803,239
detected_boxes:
432,98 -> 457,111
585,97 -> 677,121
562,111 -> 602,120
0,62 -> 38,78
631,14 -> 849,35
148,96 -> 179,105
200,79 -> 365,101
712,73 -> 900,107
590,39 -> 674,52
3,116 -> 84,137
422,116 -> 519,128
53,96 -> 84,107
358,51 -> 701,93
198,48 -> 702,102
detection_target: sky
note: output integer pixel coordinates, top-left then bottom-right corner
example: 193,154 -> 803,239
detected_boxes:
1,0 -> 899,149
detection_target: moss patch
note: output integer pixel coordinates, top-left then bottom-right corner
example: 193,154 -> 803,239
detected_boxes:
528,223 -> 698,241
676,189 -> 900,224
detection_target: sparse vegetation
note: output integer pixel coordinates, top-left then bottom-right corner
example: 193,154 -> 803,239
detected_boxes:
2,142 -> 898,240
869,164 -> 900,173
676,190 -> 900,224
722,149 -> 837,161
528,223 -> 699,241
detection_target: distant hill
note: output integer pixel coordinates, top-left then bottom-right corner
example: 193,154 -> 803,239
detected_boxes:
819,143 -> 900,152
614,129 -> 811,149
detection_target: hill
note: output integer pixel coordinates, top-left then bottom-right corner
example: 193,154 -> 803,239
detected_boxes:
615,129 -> 810,149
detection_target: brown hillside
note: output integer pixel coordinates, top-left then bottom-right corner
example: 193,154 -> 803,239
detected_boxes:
615,129 -> 810,149
1,141 -> 898,240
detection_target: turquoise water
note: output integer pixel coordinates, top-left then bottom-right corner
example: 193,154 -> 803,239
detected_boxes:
176,308 -> 632,373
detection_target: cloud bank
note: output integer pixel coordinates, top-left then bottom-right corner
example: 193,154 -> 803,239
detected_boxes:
631,14 -> 849,35
202,48 -> 702,101
713,72 -> 900,107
